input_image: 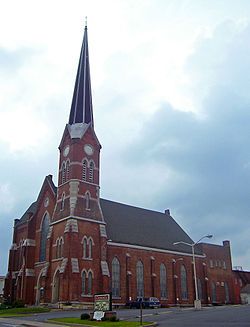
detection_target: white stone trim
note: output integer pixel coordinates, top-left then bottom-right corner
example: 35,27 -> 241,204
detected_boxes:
107,241 -> 206,258
51,215 -> 106,226
24,239 -> 36,246
25,269 -> 35,277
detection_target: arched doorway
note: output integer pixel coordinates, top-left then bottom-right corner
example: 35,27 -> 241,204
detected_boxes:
35,271 -> 42,306
52,270 -> 60,303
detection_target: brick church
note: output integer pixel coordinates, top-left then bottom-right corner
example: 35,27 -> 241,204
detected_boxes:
5,25 -> 236,307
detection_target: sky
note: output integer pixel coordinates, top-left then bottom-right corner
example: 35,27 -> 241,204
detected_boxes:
1,0 -> 250,274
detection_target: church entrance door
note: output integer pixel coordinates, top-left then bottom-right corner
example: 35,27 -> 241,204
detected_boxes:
52,270 -> 60,303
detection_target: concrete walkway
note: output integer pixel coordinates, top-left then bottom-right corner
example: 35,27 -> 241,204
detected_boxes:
0,317 -> 67,327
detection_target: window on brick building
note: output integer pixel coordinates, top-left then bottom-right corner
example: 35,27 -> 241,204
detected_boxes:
197,278 -> 203,300
88,271 -> 93,294
66,160 -> 70,181
211,282 -> 216,303
82,160 -> 87,181
223,261 -> 226,269
224,282 -> 230,303
136,260 -> 144,297
85,192 -> 90,210
88,238 -> 93,258
180,264 -> 188,300
62,162 -> 66,184
89,161 -> 94,182
60,193 -> 65,211
209,259 -> 213,268
160,263 -> 167,299
58,237 -> 63,258
82,271 -> 87,294
83,238 -> 87,259
112,257 -> 120,297
39,213 -> 50,262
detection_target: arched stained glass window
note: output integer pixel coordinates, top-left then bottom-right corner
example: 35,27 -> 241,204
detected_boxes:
136,260 -> 144,297
160,263 -> 167,298
82,271 -> 86,294
180,265 -> 188,300
61,193 -> 65,211
88,271 -> 93,294
82,160 -> 87,181
86,192 -> 90,210
39,214 -> 50,262
89,161 -> 94,183
112,257 -> 120,297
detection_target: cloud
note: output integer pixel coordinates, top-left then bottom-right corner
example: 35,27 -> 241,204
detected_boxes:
114,20 -> 250,269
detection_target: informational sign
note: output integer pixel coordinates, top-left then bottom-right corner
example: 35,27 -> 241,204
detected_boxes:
93,311 -> 105,321
94,293 -> 112,312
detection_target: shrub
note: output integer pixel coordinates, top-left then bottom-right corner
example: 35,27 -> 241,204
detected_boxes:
109,315 -> 119,322
80,313 -> 90,320
12,300 -> 25,308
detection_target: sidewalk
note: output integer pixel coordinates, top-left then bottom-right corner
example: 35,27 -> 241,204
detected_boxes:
0,317 -> 67,327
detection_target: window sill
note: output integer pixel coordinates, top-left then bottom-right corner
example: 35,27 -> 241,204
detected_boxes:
82,257 -> 93,261
81,294 -> 93,298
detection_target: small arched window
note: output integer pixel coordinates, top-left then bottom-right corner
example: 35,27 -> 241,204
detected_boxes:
39,214 -> 50,262
82,271 -> 87,294
82,160 -> 87,181
62,162 -> 66,184
160,263 -> 167,298
58,238 -> 63,258
180,264 -> 188,300
136,260 -> 144,297
112,257 -> 120,297
89,161 -> 94,183
88,271 -> 93,294
88,238 -> 92,259
83,238 -> 87,259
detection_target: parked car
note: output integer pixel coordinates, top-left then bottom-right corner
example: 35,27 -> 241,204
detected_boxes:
126,297 -> 161,309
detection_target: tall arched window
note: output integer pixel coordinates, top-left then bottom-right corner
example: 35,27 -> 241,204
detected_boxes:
66,160 -> 70,181
197,278 -> 203,300
82,160 -> 87,181
88,238 -> 92,259
160,263 -> 167,298
224,282 -> 230,303
62,162 -> 66,184
211,282 -> 216,303
136,260 -> 144,297
88,271 -> 93,294
89,161 -> 94,182
83,238 -> 87,259
180,265 -> 188,300
112,257 -> 120,297
82,271 -> 86,294
58,238 -> 63,258
39,214 -> 50,262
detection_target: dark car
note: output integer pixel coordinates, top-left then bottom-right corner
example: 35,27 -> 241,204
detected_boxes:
127,297 -> 161,309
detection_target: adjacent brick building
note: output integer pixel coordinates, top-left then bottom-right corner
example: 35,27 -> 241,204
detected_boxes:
5,25 -> 236,307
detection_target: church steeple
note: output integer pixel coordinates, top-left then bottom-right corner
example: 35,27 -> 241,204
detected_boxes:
69,23 -> 93,127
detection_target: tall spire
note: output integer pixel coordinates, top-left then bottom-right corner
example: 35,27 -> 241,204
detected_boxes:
69,22 -> 94,126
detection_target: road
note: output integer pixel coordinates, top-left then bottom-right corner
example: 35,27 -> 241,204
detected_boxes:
0,305 -> 250,326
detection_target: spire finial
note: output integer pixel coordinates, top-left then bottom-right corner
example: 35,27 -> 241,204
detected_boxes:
85,16 -> 87,28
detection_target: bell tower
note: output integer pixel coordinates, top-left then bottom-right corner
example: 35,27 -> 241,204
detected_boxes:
53,24 -> 103,222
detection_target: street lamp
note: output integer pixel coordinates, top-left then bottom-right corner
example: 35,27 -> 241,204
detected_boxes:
173,234 -> 213,309
172,258 -> 183,306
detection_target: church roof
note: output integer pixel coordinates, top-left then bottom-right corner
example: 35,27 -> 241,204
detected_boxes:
100,198 -> 202,256
17,201 -> 37,225
68,24 -> 93,126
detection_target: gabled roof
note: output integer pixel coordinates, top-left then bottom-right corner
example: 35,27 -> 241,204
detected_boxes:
100,198 -> 202,255
16,201 -> 37,225
69,25 -> 94,127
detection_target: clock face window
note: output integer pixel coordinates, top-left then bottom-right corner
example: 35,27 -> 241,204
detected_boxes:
63,145 -> 70,157
84,144 -> 94,156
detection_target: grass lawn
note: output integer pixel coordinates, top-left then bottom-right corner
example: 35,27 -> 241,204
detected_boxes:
0,307 -> 50,317
49,317 -> 153,326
